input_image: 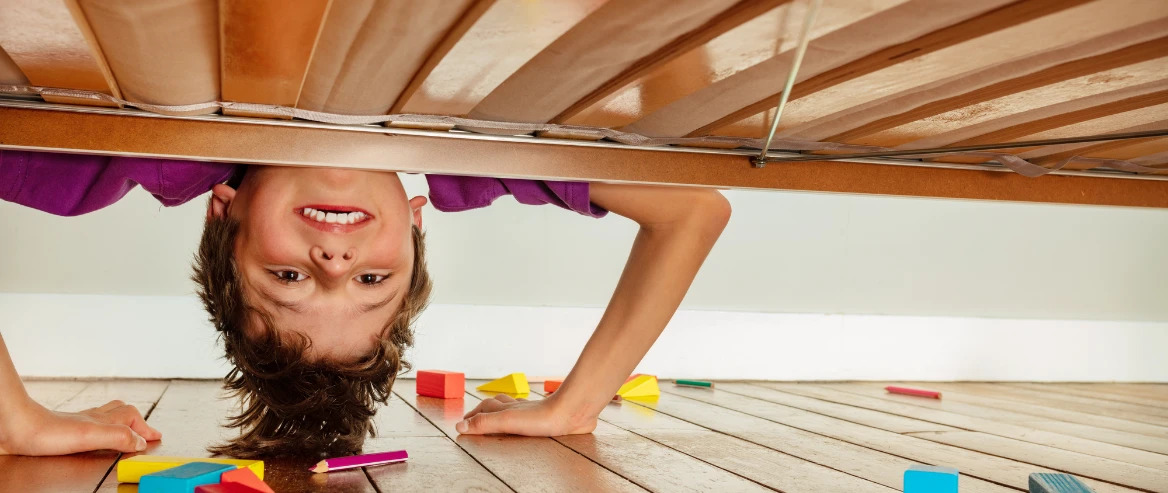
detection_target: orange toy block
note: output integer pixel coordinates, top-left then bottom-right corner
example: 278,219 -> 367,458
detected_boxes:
543,378 -> 563,393
196,483 -> 264,493
416,370 -> 465,399
221,468 -> 274,493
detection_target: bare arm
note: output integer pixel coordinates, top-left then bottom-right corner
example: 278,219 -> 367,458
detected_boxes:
458,183 -> 730,435
0,334 -> 161,455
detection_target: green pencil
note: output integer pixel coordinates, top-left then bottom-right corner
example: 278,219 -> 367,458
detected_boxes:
675,380 -> 714,388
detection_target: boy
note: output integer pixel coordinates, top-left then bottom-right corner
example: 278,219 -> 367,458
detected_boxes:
0,149 -> 730,457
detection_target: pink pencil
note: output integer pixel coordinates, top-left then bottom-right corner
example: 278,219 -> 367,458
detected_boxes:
309,450 -> 408,473
885,386 -> 942,399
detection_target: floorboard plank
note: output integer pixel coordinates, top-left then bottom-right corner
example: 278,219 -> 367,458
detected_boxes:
958,383 -> 1168,427
644,385 -> 1016,492
95,380 -> 377,493
758,383 -> 1168,469
0,380 -> 169,493
396,380 -> 645,492
661,385 -> 1138,492
1067,384 -> 1168,402
910,382 -> 1168,445
1011,383 -> 1168,409
532,385 -> 897,492
516,386 -> 779,492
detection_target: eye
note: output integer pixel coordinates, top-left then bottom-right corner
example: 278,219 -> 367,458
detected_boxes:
271,270 -> 308,284
356,273 -> 388,285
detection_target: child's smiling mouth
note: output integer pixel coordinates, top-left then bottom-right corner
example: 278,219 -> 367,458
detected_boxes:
295,205 -> 374,232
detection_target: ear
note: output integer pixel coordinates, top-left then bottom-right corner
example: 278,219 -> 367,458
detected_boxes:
207,183 -> 237,219
408,195 -> 427,229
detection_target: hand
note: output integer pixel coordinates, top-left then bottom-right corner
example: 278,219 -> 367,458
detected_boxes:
0,399 -> 162,456
456,394 -> 597,436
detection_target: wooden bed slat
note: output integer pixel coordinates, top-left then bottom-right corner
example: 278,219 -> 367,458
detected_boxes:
218,0 -> 330,117
0,0 -> 120,106
296,0 -> 475,115
76,0 -> 219,114
387,0 -> 495,114
0,47 -> 28,85
469,0 -> 745,123
622,0 -> 1019,138
808,29 -> 1168,143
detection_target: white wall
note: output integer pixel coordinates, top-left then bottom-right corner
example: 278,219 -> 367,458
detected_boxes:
2,174 -> 1167,380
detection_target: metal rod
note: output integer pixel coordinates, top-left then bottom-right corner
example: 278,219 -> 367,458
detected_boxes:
761,128 -> 1168,162
1,98 -> 1165,181
753,0 -> 822,168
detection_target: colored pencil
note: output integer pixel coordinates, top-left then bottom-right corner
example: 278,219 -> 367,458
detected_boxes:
675,379 -> 714,388
885,386 -> 941,399
309,450 -> 408,473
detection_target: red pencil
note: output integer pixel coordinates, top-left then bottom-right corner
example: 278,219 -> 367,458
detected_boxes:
310,450 -> 408,473
885,386 -> 941,399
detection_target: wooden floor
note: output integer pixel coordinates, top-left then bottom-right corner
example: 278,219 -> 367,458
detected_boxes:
3,380 -> 1166,492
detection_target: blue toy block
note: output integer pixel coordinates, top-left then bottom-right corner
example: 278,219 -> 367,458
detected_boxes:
904,464 -> 959,493
139,462 -> 236,493
1029,473 -> 1096,493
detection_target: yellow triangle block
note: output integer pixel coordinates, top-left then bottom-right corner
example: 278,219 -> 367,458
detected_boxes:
477,373 -> 530,394
618,374 -> 660,398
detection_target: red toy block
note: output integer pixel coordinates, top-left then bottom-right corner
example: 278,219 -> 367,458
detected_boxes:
221,467 -> 274,493
196,483 -> 264,493
417,370 -> 465,399
544,378 -> 563,393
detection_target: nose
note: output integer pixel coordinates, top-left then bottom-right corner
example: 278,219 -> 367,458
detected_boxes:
310,245 -> 358,282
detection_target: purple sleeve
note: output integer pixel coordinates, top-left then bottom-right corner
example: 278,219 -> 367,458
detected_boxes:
1,150 -> 236,216
425,174 -> 607,218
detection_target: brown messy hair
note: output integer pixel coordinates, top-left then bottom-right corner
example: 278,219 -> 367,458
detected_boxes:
191,174 -> 432,458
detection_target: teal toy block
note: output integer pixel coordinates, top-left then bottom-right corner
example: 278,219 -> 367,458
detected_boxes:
140,462 -> 236,493
1029,473 -> 1096,493
904,465 -> 959,493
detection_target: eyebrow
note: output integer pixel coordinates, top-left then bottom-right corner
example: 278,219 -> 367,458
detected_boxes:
256,287 -> 398,315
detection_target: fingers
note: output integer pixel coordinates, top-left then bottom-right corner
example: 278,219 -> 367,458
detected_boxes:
93,400 -> 126,412
79,423 -> 147,453
462,395 -> 512,420
456,410 -> 513,435
93,404 -> 162,441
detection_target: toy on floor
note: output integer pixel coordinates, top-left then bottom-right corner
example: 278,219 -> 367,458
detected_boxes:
543,378 -> 563,393
886,386 -> 942,399
477,373 -> 530,394
117,456 -> 264,483
675,379 -> 714,388
219,468 -> 274,493
195,484 -> 264,493
139,462 -> 235,493
311,449 -> 409,473
1029,473 -> 1096,492
417,370 -> 465,399
618,374 -> 660,398
904,464 -> 958,493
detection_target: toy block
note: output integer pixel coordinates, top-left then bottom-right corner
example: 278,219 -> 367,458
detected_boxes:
139,462 -> 235,493
1029,473 -> 1096,493
416,370 -> 465,399
118,456 -> 264,483
196,484 -> 264,493
618,374 -> 660,398
476,373 -> 530,394
544,378 -> 563,393
221,467 -> 275,493
904,465 -> 958,493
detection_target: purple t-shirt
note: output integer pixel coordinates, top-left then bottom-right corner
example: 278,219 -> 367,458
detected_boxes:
0,150 -> 606,218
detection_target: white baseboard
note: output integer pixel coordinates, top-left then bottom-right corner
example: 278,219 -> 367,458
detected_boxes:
2,294 -> 1165,381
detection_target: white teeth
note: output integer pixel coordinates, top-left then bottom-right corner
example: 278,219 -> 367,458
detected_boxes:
325,212 -> 338,224
314,210 -> 325,222
301,208 -> 368,224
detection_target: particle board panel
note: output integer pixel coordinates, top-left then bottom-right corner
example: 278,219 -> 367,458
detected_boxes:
398,0 -> 609,116
624,0 -> 1020,139
732,0 -> 1165,140
660,384 -> 1138,492
469,0 -> 743,124
563,0 -> 908,130
395,382 -> 646,492
513,387 -> 776,492
296,0 -> 474,115
218,0 -> 330,117
0,0 -> 120,105
643,385 -> 1015,492
531,386 -> 899,492
788,383 -> 1168,467
5,104 -> 1167,209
